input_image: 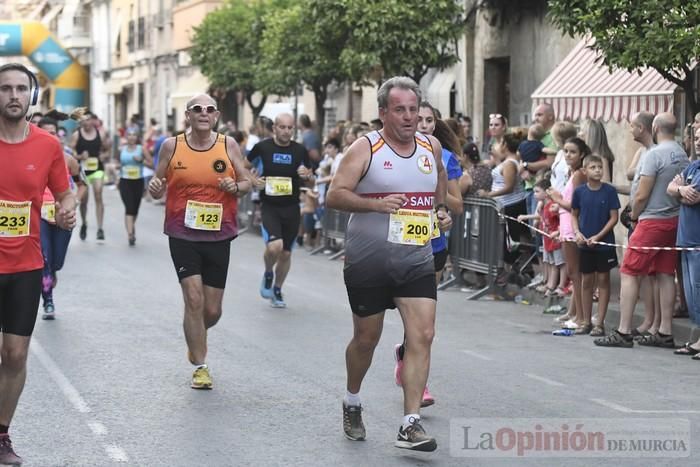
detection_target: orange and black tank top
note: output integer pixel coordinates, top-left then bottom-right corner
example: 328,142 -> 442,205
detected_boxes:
164,133 -> 238,242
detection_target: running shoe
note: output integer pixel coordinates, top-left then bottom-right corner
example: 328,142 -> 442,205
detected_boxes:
128,235 -> 136,246
259,273 -> 273,299
393,344 -> 404,387
79,224 -> 87,240
420,386 -> 435,408
191,366 -> 212,389
342,403 -> 366,441
395,417 -> 437,451
271,289 -> 286,308
96,229 -> 105,241
42,302 -> 55,320
0,434 -> 22,466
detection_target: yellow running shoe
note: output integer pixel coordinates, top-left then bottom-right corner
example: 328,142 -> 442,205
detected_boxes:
191,366 -> 212,390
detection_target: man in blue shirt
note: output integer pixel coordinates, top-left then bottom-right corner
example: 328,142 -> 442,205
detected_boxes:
667,131 -> 700,326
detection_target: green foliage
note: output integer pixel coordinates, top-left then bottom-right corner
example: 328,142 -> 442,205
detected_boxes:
190,0 -> 265,93
548,0 -> 700,110
338,0 -> 467,84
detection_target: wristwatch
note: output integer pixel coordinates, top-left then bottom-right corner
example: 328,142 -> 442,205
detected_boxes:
523,162 -> 529,169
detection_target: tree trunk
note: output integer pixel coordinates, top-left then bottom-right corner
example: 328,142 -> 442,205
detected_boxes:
682,80 -> 698,120
245,93 -> 268,121
313,84 -> 328,138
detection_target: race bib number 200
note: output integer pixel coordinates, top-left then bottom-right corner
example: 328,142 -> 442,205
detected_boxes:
0,200 -> 31,237
184,200 -> 223,231
387,209 -> 433,246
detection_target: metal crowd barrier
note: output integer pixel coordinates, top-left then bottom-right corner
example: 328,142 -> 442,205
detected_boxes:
441,195 -> 505,299
310,208 -> 349,260
236,193 -> 255,234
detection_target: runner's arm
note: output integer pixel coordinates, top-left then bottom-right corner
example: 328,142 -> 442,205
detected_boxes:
326,138 -> 387,213
100,129 -> 111,162
225,136 -> 252,196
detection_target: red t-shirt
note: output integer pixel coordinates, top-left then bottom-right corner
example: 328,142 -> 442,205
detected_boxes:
542,200 -> 561,252
0,126 -> 70,273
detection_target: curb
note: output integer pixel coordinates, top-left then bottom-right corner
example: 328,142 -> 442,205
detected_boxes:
512,285 -> 700,344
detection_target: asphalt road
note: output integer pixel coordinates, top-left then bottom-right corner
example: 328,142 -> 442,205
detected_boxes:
10,189 -> 700,466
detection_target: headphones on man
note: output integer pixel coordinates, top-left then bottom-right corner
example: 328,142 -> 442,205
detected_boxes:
0,63 -> 40,106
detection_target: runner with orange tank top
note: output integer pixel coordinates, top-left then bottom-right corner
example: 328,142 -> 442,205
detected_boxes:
149,94 -> 252,390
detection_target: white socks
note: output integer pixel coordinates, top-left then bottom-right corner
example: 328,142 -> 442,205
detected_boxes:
402,414 -> 420,430
344,390 -> 361,407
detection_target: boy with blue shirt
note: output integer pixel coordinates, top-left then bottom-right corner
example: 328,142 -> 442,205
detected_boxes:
571,155 -> 620,336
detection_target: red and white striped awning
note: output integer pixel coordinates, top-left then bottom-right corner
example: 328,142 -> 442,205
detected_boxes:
531,39 -> 677,122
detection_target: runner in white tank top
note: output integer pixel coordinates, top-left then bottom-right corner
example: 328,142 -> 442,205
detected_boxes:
327,77 -> 452,452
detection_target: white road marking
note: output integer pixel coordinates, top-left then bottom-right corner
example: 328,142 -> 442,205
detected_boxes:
104,445 -> 130,462
88,422 -> 108,436
524,373 -> 566,387
461,349 -> 494,361
590,398 -> 700,414
31,339 -> 130,463
31,340 -> 91,413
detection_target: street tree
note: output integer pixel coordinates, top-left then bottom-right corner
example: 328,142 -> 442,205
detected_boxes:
548,0 -> 700,116
260,1 -> 353,134
338,0 -> 466,85
190,0 -> 291,119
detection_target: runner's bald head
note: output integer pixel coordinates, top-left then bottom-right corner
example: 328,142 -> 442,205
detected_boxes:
275,113 -> 294,127
653,112 -> 677,136
186,94 -> 216,109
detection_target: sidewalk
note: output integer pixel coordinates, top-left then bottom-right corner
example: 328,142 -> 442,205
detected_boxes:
456,268 -> 699,344
513,269 -> 699,343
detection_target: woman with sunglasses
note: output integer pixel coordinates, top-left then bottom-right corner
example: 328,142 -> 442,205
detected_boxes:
116,129 -> 152,246
484,113 -> 508,161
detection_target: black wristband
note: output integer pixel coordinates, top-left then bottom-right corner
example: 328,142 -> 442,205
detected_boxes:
434,203 -> 448,213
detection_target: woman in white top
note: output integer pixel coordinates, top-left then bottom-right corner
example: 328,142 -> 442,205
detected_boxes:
477,129 -> 528,267
549,121 -> 578,192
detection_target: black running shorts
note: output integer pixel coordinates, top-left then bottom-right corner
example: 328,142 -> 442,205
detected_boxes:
346,274 -> 437,317
0,269 -> 42,336
433,249 -> 448,272
168,237 -> 231,289
579,248 -> 618,274
261,203 -> 300,251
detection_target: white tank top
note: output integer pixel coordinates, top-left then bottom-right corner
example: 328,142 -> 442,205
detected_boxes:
344,131 -> 438,288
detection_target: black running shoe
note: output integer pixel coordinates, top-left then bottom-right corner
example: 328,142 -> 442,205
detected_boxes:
96,229 -> 105,241
395,417 -> 437,452
0,434 -> 22,466
79,224 -> 87,240
342,403 -> 366,441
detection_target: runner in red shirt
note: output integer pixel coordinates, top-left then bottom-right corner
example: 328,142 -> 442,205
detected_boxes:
0,63 -> 77,466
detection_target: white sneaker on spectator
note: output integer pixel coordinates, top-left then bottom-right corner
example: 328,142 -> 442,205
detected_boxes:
527,274 -> 544,289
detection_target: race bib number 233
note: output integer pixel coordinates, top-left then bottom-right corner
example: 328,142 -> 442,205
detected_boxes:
0,200 -> 31,237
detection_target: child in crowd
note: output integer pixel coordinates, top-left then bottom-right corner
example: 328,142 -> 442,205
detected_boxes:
571,154 -> 620,336
517,179 -> 548,289
549,137 -> 590,330
538,179 -> 567,297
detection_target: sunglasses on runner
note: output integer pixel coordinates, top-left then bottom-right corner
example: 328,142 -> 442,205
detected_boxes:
489,113 -> 503,119
188,105 -> 218,114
